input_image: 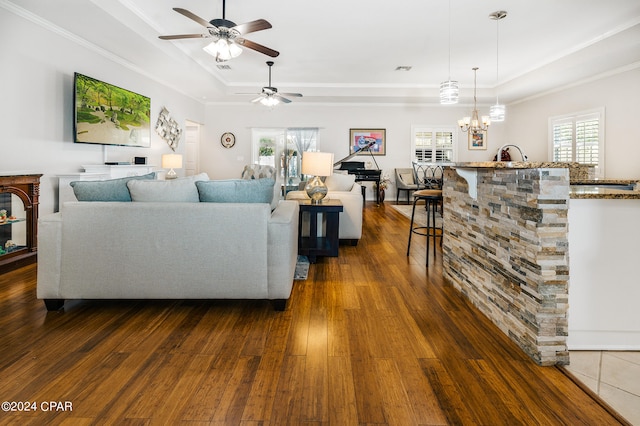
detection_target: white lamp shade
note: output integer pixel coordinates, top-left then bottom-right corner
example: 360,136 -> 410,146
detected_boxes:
439,80 -> 459,104
490,104 -> 506,122
162,154 -> 183,169
302,152 -> 334,177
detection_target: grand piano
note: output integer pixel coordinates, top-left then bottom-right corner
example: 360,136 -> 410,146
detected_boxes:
333,140 -> 382,205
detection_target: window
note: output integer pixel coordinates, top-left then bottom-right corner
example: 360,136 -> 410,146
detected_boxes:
251,127 -> 319,189
411,126 -> 456,163
549,108 -> 604,177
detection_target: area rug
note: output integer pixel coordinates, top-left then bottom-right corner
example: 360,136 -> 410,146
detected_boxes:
294,255 -> 310,280
390,204 -> 442,228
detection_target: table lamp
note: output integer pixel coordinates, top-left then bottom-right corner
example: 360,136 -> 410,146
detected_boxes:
302,151 -> 334,204
162,154 -> 183,180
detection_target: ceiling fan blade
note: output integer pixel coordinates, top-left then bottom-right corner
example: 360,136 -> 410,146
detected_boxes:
233,19 -> 272,35
238,39 -> 279,57
159,34 -> 206,40
280,93 -> 303,97
173,8 -> 211,28
251,95 -> 265,103
274,94 -> 292,104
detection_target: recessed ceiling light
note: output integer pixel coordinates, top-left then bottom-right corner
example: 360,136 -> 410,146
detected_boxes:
217,64 -> 232,70
395,66 -> 412,71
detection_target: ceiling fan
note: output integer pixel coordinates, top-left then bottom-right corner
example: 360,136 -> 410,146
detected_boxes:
243,61 -> 303,106
158,0 -> 278,62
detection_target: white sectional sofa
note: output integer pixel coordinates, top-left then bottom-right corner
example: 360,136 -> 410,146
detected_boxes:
285,173 -> 363,243
37,174 -> 299,311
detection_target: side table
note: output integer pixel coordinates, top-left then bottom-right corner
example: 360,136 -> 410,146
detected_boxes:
297,199 -> 343,263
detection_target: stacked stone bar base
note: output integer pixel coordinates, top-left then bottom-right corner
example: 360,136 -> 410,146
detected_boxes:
442,166 -> 570,366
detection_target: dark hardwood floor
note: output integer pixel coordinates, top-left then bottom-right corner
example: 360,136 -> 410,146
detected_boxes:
0,201 -> 629,425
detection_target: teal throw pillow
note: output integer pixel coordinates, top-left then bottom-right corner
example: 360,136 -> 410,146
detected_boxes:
196,178 -> 275,203
70,172 -> 156,202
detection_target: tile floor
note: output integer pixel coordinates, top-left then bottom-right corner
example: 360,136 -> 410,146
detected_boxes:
563,351 -> 640,425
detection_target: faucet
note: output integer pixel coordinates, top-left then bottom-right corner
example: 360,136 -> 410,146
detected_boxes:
497,144 -> 528,161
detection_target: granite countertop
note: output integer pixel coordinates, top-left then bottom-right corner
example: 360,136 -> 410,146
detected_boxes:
448,163 -> 640,199
451,161 -> 576,169
570,178 -> 640,199
570,186 -> 640,199
571,178 -> 640,185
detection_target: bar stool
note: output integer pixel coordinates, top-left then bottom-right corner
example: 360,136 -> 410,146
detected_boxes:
406,189 -> 443,266
407,162 -> 444,266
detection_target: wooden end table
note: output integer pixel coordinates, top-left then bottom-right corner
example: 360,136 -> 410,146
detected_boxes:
297,199 -> 343,263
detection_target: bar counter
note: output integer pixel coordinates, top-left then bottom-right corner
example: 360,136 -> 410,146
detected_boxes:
442,162 -> 640,365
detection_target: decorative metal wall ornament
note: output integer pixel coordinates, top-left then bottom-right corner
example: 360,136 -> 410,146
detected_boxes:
155,107 -> 182,151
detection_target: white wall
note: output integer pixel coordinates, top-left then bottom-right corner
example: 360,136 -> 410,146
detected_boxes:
0,9 -> 204,214
505,68 -> 640,178
202,103 -> 509,198
3,6 -> 638,213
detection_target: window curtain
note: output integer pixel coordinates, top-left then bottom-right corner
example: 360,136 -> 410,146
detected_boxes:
286,128 -> 318,182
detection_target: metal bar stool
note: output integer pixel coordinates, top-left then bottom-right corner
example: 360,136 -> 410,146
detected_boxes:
406,163 -> 444,266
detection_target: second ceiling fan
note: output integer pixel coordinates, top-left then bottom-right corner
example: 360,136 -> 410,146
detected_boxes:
158,0 -> 278,62
245,61 -> 303,106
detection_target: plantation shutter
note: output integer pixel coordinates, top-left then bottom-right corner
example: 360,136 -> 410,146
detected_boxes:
552,119 -> 573,162
549,108 -> 603,177
435,131 -> 454,162
575,113 -> 599,165
413,128 -> 454,163
415,130 -> 433,162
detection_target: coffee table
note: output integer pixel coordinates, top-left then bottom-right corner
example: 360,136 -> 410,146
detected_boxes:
297,199 -> 343,263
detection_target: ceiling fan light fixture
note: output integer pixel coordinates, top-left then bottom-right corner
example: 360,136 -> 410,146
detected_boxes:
440,80 -> 459,105
203,37 -> 242,61
259,95 -> 279,107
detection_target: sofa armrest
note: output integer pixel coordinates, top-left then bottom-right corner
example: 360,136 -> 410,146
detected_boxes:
267,200 -> 299,299
331,184 -> 363,240
37,213 -> 63,299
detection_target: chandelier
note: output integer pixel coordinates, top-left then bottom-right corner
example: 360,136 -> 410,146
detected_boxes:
458,67 -> 490,133
489,11 -> 507,122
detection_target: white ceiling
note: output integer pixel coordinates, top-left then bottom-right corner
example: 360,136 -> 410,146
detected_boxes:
6,0 -> 640,105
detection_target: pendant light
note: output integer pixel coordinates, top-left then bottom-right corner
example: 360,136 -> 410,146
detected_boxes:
489,11 -> 507,122
439,0 -> 459,104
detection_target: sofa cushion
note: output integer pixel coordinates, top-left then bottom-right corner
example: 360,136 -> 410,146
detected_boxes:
127,173 -> 209,202
70,172 -> 156,202
241,164 -> 276,180
196,178 -> 275,203
325,173 -> 355,192
399,172 -> 415,185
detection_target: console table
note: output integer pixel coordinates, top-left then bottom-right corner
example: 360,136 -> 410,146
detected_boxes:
0,174 -> 41,274
297,199 -> 343,263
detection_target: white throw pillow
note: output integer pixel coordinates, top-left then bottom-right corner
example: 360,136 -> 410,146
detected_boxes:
324,173 -> 355,192
127,173 -> 209,202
